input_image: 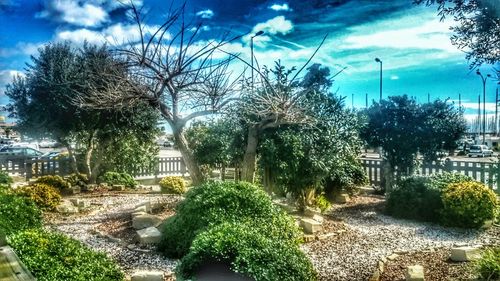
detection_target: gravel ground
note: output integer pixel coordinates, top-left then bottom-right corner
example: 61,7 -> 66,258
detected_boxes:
45,193 -> 183,276
301,195 -> 499,281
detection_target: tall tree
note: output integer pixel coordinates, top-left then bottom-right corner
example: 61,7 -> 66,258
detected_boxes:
415,0 -> 500,67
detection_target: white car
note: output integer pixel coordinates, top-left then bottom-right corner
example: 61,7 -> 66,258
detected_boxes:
468,145 -> 493,157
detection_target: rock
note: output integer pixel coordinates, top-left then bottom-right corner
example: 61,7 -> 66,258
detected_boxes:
106,234 -> 121,244
482,220 -> 493,229
387,253 -> 399,261
86,184 -> 98,191
369,269 -> 380,281
317,233 -> 336,240
378,261 -> 384,274
304,206 -> 322,217
136,201 -> 152,213
56,201 -> 79,214
312,214 -> 324,223
131,211 -> 147,218
127,244 -> 136,251
300,218 -> 323,234
274,201 -> 297,213
70,198 -> 81,206
334,193 -> 350,204
131,270 -> 164,281
303,235 -> 315,242
132,214 -> 162,230
112,185 -> 125,191
405,265 -> 424,281
134,206 -> 148,213
137,227 -> 161,245
450,246 -> 481,262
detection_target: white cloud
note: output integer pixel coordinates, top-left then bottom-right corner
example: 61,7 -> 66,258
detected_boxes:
36,0 -> 108,27
390,75 -> 399,80
0,70 -> 24,96
196,9 -> 214,19
0,42 -> 44,57
269,3 -> 291,11
55,23 -> 163,46
245,16 -> 294,45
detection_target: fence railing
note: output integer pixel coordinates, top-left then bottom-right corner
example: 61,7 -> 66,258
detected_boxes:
361,157 -> 499,192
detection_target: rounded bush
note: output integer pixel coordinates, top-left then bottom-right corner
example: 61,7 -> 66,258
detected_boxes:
0,193 -> 42,235
15,183 -> 62,210
99,171 -> 136,188
8,229 -> 124,281
35,175 -> 71,191
386,176 -> 442,222
159,176 -> 186,194
159,181 -> 301,258
474,247 -> 500,280
428,172 -> 473,190
441,181 -> 498,228
178,222 -> 317,281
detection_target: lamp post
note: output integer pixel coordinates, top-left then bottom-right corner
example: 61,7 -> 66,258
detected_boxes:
476,70 -> 491,144
250,31 -> 264,91
375,58 -> 382,101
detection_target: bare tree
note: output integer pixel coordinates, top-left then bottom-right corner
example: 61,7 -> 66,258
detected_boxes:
76,2 -> 242,185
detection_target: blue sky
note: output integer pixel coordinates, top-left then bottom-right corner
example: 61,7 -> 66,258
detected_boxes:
0,0 -> 499,118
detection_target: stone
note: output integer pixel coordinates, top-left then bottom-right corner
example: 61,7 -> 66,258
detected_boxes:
378,261 -> 384,274
132,214 -> 162,230
131,211 -> 147,218
137,227 -> 161,245
56,201 -> 79,214
312,214 -> 324,223
450,246 -> 481,262
303,235 -> 315,242
106,235 -> 121,244
77,200 -> 90,210
369,270 -> 380,281
130,270 -> 164,281
405,265 -> 424,281
70,198 -> 82,206
136,201 -> 152,213
134,206 -> 148,213
387,253 -> 399,261
112,185 -> 125,191
304,206 -> 322,217
317,233 -> 336,240
300,218 -> 323,234
86,184 -> 98,191
334,193 -> 350,204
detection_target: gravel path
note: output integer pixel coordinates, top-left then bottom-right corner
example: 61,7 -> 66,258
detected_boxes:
46,193 -> 182,276
301,195 -> 499,281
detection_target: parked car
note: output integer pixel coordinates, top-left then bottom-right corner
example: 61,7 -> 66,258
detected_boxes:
41,151 -> 68,160
10,142 -> 39,151
0,146 -> 43,161
39,140 -> 59,148
467,145 -> 493,157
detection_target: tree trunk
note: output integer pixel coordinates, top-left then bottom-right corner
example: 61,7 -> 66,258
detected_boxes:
173,128 -> 205,186
60,139 -> 78,173
84,133 -> 96,182
382,160 -> 394,194
221,164 -> 226,181
242,125 -> 259,183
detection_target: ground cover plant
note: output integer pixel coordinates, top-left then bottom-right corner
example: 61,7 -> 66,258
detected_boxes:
0,193 -> 42,236
474,247 -> 500,281
8,229 -> 124,281
99,171 -> 136,188
15,183 -> 61,211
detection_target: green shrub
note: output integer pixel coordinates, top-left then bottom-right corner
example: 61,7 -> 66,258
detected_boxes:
15,183 -> 62,210
441,181 -> 498,228
474,247 -> 500,280
65,173 -> 88,190
159,176 -> 186,194
428,172 -> 473,190
177,222 -> 317,281
0,171 -> 13,185
35,175 -> 71,191
159,181 -> 301,258
0,193 -> 42,235
386,176 -> 443,222
8,229 -> 124,281
315,194 -> 331,213
99,171 -> 136,188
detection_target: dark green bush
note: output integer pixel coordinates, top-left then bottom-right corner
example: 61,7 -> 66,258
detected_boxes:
0,171 -> 13,185
159,181 -> 301,258
15,183 -> 62,210
386,176 -> 442,222
0,193 -> 42,236
177,222 -> 317,281
35,175 -> 71,191
428,172 -> 473,190
8,229 -> 124,281
441,181 -> 498,228
474,247 -> 500,280
99,171 -> 136,188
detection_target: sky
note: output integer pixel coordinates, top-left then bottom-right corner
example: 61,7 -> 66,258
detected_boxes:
0,0 -> 499,119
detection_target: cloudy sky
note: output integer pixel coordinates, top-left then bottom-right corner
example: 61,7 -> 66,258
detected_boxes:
0,0 -> 499,117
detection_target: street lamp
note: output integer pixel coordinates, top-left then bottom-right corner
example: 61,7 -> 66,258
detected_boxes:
375,58 -> 382,101
250,30 -> 264,91
476,69 -> 491,144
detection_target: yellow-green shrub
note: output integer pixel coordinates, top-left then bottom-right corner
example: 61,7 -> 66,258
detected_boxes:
35,175 -> 71,191
16,183 -> 62,211
441,181 -> 498,228
159,176 -> 186,194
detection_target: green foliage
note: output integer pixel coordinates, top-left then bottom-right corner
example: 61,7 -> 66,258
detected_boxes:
35,175 -> 71,191
99,171 -> 136,188
159,176 -> 186,194
386,176 -> 443,222
315,194 -> 332,214
441,181 -> 498,228
428,172 -> 474,190
15,183 -> 62,211
177,222 -> 317,281
0,171 -> 13,185
8,229 -> 124,281
65,173 -> 89,190
0,194 -> 42,236
159,181 -> 300,258
474,247 -> 500,281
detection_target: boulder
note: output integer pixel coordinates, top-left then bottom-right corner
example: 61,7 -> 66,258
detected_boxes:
112,185 -> 125,191
131,211 -> 147,218
134,206 -> 148,213
135,201 -> 152,213
405,265 -> 424,281
130,270 -> 164,281
56,201 -> 79,214
334,194 -> 350,204
86,184 -> 98,191
312,214 -> 324,223
132,214 -> 162,230
137,227 -> 161,245
304,206 -> 321,217
450,246 -> 481,262
70,198 -> 82,206
303,235 -> 315,242
300,218 -> 323,234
